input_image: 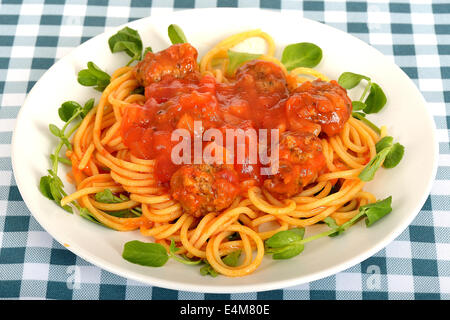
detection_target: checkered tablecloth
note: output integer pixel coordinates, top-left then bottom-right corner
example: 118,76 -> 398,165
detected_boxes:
1,0 -> 449,300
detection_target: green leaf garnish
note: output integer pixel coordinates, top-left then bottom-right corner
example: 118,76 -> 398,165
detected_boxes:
363,83 -> 387,114
39,176 -> 55,200
168,240 -> 202,265
227,50 -> 261,76
265,228 -> 305,260
58,101 -> 82,122
50,154 -> 71,165
359,136 -> 405,181
200,262 -> 219,277
383,142 -> 404,169
351,112 -> 380,135
104,209 -> 135,218
108,26 -> 143,66
351,101 -> 366,111
323,217 -> 342,237
168,24 -> 188,44
338,72 -> 387,121
122,240 -> 169,267
359,196 -> 393,226
79,208 -> 108,227
375,136 -> 393,153
49,124 -> 62,137
265,228 -> 305,248
143,46 -> 153,57
81,98 -> 95,118
358,147 -> 391,181
281,42 -> 323,71
264,197 -> 393,261
95,189 -> 124,204
272,244 -> 304,260
77,62 -> 110,91
338,72 -> 370,90
222,250 -> 241,267
40,98 -> 99,220
198,250 -> 242,277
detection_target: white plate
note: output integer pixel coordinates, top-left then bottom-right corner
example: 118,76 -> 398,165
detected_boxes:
12,8 -> 438,293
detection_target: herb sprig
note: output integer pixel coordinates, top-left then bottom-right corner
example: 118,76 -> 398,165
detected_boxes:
168,24 -> 188,44
39,98 -> 96,217
338,71 -> 405,180
358,136 -> 405,181
77,62 -> 111,91
108,26 -> 144,66
122,240 -> 203,268
338,72 -> 387,115
122,238 -> 241,277
281,42 -> 323,70
264,197 -> 393,261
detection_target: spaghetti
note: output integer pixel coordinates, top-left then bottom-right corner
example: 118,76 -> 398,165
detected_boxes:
59,29 -> 382,277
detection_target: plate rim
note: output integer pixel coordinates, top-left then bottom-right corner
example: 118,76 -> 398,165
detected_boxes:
11,7 -> 439,293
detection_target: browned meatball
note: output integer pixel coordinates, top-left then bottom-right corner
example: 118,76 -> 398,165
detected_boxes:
170,164 -> 240,217
285,80 -> 352,136
264,131 -> 326,198
235,60 -> 289,98
134,43 -> 199,87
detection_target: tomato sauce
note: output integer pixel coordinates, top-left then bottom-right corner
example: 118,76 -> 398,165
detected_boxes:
121,45 -> 351,198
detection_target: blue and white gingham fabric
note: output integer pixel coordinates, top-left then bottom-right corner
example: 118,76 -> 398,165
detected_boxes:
1,0 -> 449,300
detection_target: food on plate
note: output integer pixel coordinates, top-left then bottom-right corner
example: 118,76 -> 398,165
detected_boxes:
39,25 -> 404,277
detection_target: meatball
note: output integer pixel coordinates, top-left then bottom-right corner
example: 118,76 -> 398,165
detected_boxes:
134,43 -> 199,87
170,164 -> 240,217
285,80 -> 352,136
264,131 -> 326,198
235,60 -> 289,99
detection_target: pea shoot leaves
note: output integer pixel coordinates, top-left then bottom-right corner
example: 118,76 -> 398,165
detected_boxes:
265,228 -> 305,248
364,83 -> 387,114
338,72 -> 370,90
106,24 -> 187,68
200,250 -> 242,277
265,228 -> 305,260
338,70 -> 404,179
122,240 -> 169,267
375,136 -> 394,153
168,240 -> 202,265
227,41 -> 323,76
58,98 -> 94,122
351,101 -> 366,111
358,147 -> 391,181
168,24 -> 188,44
359,197 -> 393,227
122,238 -> 242,276
338,72 -> 387,115
81,27 -> 150,90
122,239 -> 202,269
143,46 -> 153,57
351,112 -> 381,135
200,262 -> 219,277
39,98 -> 97,217
108,26 -> 143,65
281,42 -> 323,70
77,62 -> 110,91
383,143 -> 405,169
358,136 -> 405,181
222,250 -> 242,266
95,189 -> 126,204
264,197 -> 393,261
